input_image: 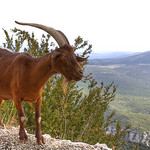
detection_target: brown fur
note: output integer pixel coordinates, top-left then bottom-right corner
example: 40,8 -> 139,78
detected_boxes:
0,44 -> 86,144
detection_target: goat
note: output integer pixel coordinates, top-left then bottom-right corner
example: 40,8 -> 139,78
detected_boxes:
0,21 -> 86,144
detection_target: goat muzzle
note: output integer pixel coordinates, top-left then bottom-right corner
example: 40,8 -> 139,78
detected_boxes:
72,69 -> 84,81
79,69 -> 83,75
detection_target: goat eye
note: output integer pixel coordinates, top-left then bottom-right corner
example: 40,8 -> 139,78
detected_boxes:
52,51 -> 61,59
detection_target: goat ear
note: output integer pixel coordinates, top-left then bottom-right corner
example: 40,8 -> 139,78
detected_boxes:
76,56 -> 87,62
52,51 -> 61,59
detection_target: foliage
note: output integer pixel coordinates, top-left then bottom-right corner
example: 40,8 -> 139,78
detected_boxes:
1,28 -> 131,147
110,95 -> 150,131
1,101 -> 18,126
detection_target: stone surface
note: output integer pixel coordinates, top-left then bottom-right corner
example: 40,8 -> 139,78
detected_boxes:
0,126 -> 112,150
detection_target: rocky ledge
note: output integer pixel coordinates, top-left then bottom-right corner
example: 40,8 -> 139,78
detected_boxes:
0,126 -> 111,150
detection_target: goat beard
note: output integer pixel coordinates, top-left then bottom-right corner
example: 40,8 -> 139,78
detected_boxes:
62,77 -> 69,94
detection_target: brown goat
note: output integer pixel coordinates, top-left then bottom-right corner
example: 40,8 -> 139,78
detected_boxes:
0,21 -> 86,144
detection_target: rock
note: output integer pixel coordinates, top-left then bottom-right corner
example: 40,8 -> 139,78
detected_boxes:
0,126 -> 112,150
107,126 -> 150,147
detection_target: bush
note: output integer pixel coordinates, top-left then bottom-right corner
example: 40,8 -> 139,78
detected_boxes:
1,28 -> 131,147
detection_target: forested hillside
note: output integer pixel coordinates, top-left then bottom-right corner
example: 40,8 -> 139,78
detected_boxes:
77,52 -> 150,134
85,51 -> 150,96
77,51 -> 150,148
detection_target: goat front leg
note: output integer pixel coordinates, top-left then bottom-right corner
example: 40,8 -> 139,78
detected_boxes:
0,99 -> 4,127
35,97 -> 45,144
14,98 -> 28,141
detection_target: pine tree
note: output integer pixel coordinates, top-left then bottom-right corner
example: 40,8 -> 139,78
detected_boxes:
1,28 -> 131,148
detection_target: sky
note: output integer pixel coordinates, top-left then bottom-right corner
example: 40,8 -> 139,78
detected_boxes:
1,0 -> 150,53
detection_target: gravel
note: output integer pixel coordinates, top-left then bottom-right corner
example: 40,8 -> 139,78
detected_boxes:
0,126 -> 112,150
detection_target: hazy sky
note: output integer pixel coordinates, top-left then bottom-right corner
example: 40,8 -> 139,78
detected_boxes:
1,0 -> 150,53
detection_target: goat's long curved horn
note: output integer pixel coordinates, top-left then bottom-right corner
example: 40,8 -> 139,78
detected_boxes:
57,30 -> 70,45
15,21 -> 69,47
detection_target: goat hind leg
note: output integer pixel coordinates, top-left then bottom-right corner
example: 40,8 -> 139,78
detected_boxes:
14,98 -> 28,141
34,97 -> 45,144
0,99 -> 4,127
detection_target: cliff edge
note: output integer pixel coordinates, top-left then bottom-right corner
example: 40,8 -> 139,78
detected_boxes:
0,126 -> 111,150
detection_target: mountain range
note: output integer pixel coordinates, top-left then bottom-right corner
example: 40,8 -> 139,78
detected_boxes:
88,51 -> 150,65
80,51 -> 150,145
85,51 -> 150,96
88,51 -> 142,59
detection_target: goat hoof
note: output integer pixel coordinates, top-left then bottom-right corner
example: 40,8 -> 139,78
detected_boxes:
0,123 -> 4,128
37,140 -> 43,145
37,136 -> 45,145
19,132 -> 28,141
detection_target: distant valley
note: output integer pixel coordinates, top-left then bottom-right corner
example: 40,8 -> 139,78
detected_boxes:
79,51 -> 150,133
86,51 -> 150,97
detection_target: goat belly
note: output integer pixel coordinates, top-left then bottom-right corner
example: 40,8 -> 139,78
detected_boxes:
23,99 -> 36,103
0,96 -> 12,101
0,91 -> 13,101
22,99 -> 37,103
21,94 -> 41,103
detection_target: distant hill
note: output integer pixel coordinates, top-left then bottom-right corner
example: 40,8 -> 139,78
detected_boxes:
79,51 -> 150,133
88,51 -> 150,65
88,51 -> 142,59
83,51 -> 150,96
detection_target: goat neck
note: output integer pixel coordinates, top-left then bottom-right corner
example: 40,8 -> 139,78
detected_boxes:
31,53 -> 55,90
